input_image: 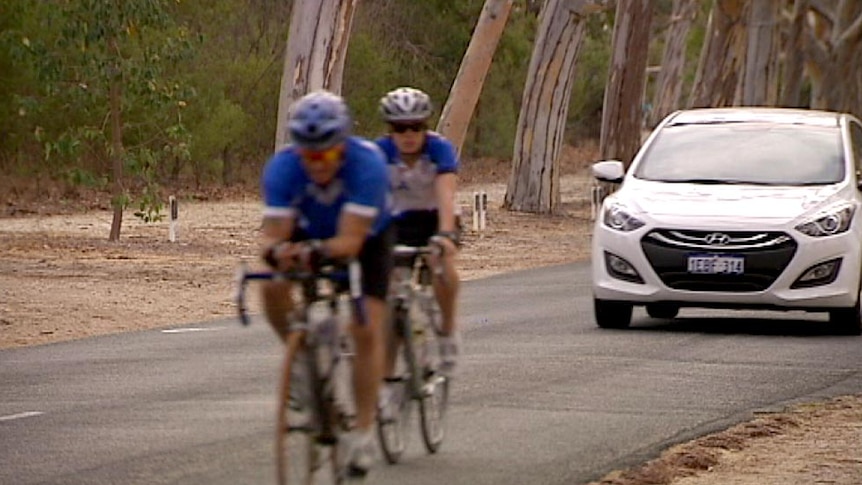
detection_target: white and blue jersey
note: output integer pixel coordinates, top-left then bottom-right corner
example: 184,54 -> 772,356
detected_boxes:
375,132 -> 459,216
261,136 -> 392,238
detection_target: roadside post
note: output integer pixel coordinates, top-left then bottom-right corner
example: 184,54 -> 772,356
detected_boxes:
169,196 -> 178,242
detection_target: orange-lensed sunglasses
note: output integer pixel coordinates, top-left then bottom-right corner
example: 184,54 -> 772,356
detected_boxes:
300,146 -> 342,163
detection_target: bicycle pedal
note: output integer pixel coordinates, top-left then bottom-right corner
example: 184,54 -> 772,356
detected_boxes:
316,433 -> 338,446
287,424 -> 316,433
346,464 -> 369,480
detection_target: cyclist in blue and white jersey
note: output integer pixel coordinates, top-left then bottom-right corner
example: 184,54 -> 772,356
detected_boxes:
375,87 -> 462,376
259,90 -> 391,478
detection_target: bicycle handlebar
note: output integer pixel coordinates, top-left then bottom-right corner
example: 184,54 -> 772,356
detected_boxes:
392,243 -> 446,283
233,259 -> 366,327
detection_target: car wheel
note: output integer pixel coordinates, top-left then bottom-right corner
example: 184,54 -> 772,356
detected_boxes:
594,298 -> 633,329
829,299 -> 862,336
646,303 -> 679,320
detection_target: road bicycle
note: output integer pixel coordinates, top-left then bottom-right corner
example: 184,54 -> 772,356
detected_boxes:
234,259 -> 363,485
376,243 -> 450,464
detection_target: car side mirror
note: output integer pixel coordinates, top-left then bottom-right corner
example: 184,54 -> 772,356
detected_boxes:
592,160 -> 625,184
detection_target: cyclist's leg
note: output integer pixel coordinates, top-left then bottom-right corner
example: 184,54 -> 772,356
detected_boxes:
344,225 -> 393,475
383,214 -> 422,375
350,295 -> 386,431
261,280 -> 295,342
432,247 -> 460,337
424,212 -> 461,370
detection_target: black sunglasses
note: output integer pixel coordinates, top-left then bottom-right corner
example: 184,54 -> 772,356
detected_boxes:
390,123 -> 427,134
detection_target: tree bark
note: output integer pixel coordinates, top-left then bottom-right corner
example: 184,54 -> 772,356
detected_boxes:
503,0 -> 608,214
436,0 -> 513,157
779,0 -> 808,107
649,0 -> 698,128
804,0 -> 862,117
274,0 -> 358,150
742,0 -> 780,105
689,0 -> 749,108
599,0 -> 653,167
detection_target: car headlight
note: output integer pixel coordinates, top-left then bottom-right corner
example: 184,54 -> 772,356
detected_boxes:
602,203 -> 645,232
795,205 -> 855,237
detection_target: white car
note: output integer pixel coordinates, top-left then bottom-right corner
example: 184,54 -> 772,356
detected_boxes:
591,107 -> 862,334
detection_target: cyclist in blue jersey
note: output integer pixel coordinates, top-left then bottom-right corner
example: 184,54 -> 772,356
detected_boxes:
376,87 -> 462,381
259,90 -> 391,478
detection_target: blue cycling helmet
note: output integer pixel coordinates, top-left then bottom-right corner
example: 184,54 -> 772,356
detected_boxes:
288,90 -> 351,151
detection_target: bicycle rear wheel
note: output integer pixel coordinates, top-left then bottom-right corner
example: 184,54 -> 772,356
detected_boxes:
419,372 -> 449,453
376,375 -> 414,464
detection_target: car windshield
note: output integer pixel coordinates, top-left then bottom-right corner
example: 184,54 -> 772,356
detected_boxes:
633,122 -> 845,185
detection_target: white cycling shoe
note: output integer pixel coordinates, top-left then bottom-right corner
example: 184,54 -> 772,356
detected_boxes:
438,333 -> 461,377
341,428 -> 376,479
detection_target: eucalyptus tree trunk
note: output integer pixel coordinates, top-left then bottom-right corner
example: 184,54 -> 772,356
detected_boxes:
436,0 -> 513,157
599,0 -> 653,168
649,0 -> 698,128
274,0 -> 358,150
803,0 -> 862,117
742,0 -> 780,105
503,0 -> 609,214
689,0 -> 749,108
779,0 -> 808,107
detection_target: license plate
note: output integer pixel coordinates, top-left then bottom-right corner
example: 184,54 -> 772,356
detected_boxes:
687,254 -> 744,275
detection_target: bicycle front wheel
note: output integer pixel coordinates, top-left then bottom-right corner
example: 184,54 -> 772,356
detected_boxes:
377,308 -> 416,464
276,334 -> 341,484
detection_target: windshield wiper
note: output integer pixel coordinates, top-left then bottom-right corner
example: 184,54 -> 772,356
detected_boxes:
651,178 -> 833,186
653,178 -> 744,185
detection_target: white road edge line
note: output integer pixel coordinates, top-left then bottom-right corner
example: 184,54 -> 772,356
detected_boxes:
0,411 -> 44,422
161,327 -> 222,334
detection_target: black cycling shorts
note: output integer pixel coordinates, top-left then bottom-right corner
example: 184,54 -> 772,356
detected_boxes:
292,224 -> 393,300
357,224 -> 394,300
394,210 -> 462,247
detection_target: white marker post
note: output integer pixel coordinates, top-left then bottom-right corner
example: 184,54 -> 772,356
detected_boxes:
590,184 -> 605,220
472,191 -> 487,233
472,192 -> 480,232
168,195 -> 178,242
480,191 -> 487,231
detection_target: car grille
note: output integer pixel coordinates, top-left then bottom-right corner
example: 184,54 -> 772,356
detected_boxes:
641,229 -> 798,292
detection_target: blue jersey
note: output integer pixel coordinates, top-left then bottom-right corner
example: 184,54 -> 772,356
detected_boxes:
376,132 -> 459,215
261,136 -> 392,238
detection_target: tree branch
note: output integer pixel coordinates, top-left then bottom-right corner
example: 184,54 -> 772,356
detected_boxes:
837,10 -> 862,46
808,0 -> 835,25
803,23 -> 831,68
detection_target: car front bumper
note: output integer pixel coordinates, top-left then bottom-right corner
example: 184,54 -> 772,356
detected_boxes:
592,222 -> 862,310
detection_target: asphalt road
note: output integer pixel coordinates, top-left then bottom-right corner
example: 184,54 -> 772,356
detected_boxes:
3,262 -> 862,485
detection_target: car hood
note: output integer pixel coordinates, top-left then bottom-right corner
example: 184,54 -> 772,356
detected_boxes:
618,179 -> 847,221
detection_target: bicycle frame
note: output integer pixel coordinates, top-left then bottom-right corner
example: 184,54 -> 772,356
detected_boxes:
233,259 -> 364,484
378,243 -> 449,462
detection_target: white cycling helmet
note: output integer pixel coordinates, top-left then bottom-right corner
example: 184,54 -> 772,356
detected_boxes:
379,87 -> 433,123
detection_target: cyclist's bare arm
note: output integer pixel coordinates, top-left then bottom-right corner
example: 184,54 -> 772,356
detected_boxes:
259,215 -> 297,341
434,172 -> 458,233
261,216 -> 296,265
323,211 -> 374,259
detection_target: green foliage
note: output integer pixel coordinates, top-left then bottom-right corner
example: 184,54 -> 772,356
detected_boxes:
465,3 -> 538,157
568,16 -> 613,141
64,167 -> 108,189
6,0 -> 198,226
0,0 -> 713,190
